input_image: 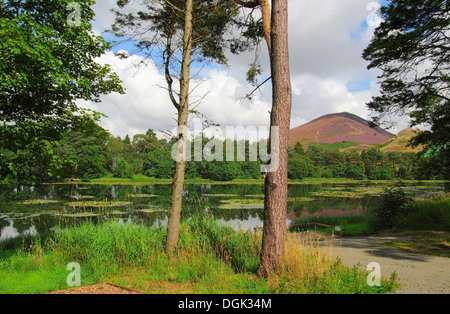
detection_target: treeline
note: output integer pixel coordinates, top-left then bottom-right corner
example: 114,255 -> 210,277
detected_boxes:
0,123 -> 445,183
288,143 -> 423,181
108,133 -> 449,182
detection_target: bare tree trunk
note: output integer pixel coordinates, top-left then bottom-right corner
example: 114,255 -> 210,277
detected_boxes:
166,0 -> 193,256
260,0 -> 292,277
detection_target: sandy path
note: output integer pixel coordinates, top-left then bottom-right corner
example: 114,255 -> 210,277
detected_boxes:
328,236 -> 450,294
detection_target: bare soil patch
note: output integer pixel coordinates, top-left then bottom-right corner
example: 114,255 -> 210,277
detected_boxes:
49,283 -> 144,294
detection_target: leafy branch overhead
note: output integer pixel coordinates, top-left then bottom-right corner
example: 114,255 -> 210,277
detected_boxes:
363,0 -> 450,179
363,0 -> 449,125
111,0 -> 264,68
0,0 -> 124,180
111,1 -> 269,102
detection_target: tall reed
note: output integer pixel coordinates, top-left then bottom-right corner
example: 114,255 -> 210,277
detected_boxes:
0,214 -> 398,294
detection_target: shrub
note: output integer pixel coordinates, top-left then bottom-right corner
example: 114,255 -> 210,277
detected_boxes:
114,159 -> 134,179
366,187 -> 410,231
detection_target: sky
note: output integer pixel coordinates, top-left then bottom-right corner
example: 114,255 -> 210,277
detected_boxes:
81,0 -> 409,140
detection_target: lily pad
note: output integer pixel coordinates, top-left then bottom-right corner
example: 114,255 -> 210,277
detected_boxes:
128,194 -> 158,198
56,212 -> 99,218
66,201 -> 132,208
287,197 -> 314,202
137,208 -> 167,213
217,199 -> 264,210
70,195 -> 95,199
17,200 -> 60,205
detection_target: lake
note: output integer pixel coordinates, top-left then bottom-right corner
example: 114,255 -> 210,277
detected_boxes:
0,181 -> 445,242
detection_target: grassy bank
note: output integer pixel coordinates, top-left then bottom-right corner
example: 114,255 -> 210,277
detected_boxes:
71,175 -> 435,186
71,175 -> 266,186
0,215 -> 397,294
290,215 -> 370,236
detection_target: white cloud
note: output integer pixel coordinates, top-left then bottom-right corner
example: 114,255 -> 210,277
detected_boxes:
192,69 -> 271,127
78,51 -> 177,138
85,0 -> 410,139
290,74 -> 372,120
287,0 -> 374,77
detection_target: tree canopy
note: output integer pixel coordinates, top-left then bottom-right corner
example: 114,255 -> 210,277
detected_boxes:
363,0 -> 449,179
0,0 -> 124,180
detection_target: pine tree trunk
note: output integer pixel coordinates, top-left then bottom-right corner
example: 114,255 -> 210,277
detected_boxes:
165,0 -> 193,256
258,0 -> 272,53
260,0 -> 292,277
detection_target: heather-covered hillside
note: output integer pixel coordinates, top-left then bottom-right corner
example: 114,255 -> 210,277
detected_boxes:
289,112 -> 396,150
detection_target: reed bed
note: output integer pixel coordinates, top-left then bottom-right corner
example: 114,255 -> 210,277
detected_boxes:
0,215 -> 397,294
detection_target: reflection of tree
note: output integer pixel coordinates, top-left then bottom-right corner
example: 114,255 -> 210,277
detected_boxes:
131,211 -> 168,227
214,184 -> 264,196
1,182 -> 421,240
89,185 -> 113,200
207,208 -> 263,222
12,217 -> 33,234
287,195 -> 377,218
287,183 -> 322,198
53,184 -> 76,201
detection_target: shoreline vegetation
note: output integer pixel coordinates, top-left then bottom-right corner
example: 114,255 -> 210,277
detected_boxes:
0,215 -> 398,294
291,191 -> 450,258
0,178 -> 448,294
10,175 -> 444,187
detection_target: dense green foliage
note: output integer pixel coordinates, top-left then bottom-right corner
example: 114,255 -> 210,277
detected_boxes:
367,190 -> 450,232
113,159 -> 134,180
1,121 -> 445,183
363,0 -> 450,180
0,0 -> 123,182
288,142 -> 423,181
366,187 -> 411,231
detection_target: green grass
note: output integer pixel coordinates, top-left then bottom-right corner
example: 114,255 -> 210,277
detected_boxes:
81,175 -> 265,186
316,141 -> 362,150
89,174 -> 172,185
369,193 -> 450,257
0,215 -> 398,294
290,215 -> 370,236
394,193 -> 450,231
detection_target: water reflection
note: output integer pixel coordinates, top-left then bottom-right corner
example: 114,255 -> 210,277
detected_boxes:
0,217 -> 38,241
0,181 -> 445,242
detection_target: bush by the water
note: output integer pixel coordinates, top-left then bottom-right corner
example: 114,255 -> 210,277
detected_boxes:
367,189 -> 450,232
113,159 -> 134,179
366,187 -> 410,231
394,193 -> 450,231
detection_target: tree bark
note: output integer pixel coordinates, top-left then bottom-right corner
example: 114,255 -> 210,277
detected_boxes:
165,0 -> 193,256
259,0 -> 292,278
258,0 -> 271,53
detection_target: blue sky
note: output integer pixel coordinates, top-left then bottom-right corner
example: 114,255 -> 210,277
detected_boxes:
346,80 -> 372,93
84,0 -> 410,139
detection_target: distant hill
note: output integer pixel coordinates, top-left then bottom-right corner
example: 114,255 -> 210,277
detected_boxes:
289,112 -> 396,151
379,128 -> 423,153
